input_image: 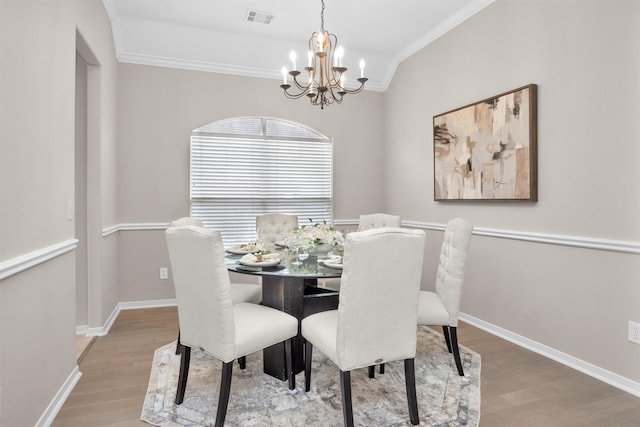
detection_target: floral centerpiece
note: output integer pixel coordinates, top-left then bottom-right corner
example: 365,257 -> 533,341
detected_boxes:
286,219 -> 344,257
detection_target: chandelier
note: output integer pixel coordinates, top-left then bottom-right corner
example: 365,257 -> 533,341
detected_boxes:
280,0 -> 367,109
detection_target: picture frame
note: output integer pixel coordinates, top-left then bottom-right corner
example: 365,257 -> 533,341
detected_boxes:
433,84 -> 537,201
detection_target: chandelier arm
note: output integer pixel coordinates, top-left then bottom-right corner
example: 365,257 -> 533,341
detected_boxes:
325,85 -> 344,104
338,78 -> 368,95
291,73 -> 312,91
281,88 -> 312,100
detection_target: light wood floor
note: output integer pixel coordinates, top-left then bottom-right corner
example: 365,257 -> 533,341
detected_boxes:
53,306 -> 640,426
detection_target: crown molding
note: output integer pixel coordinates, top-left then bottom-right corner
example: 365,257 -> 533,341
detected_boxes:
117,52 -> 388,93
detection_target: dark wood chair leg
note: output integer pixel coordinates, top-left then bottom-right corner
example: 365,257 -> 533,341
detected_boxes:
215,361 -> 234,427
368,365 -> 375,378
340,370 -> 354,427
379,363 -> 385,374
450,326 -> 465,376
238,356 -> 246,370
404,358 -> 419,425
285,338 -> 295,390
304,340 -> 313,392
442,325 -> 453,353
175,330 -> 182,355
175,345 -> 191,404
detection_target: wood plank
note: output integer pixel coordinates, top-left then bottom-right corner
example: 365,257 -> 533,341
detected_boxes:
52,307 -> 640,426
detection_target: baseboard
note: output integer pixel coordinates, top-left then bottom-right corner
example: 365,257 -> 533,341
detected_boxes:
35,366 -> 82,427
86,303 -> 121,336
459,312 -> 640,398
84,299 -> 177,336
119,298 -> 177,310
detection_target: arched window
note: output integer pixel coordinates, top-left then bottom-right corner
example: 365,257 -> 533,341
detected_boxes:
190,117 -> 333,247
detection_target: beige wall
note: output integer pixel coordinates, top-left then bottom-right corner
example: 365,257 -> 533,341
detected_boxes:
115,64 -> 386,302
116,64 -> 386,223
385,0 -> 640,383
0,0 -> 119,425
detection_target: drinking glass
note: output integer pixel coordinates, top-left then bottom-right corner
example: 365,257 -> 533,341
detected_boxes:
289,231 -> 303,266
297,248 -> 309,263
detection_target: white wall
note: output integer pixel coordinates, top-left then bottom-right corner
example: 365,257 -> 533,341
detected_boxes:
0,0 -> 119,425
384,0 -> 640,386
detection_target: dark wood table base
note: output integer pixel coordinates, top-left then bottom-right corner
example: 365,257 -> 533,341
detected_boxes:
261,276 -> 339,381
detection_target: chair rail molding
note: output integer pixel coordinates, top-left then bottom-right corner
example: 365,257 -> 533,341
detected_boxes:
102,222 -> 168,237
104,221 -> 640,255
402,221 -> 640,255
0,239 -> 79,281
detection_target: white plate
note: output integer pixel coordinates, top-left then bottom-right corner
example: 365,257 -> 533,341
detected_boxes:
323,261 -> 343,270
239,259 -> 281,268
228,246 -> 261,255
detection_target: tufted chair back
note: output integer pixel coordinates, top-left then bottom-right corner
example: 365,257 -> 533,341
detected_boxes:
358,213 -> 401,231
256,214 -> 299,245
336,227 -> 425,370
434,218 -> 473,326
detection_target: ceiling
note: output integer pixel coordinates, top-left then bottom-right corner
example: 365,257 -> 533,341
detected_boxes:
102,0 -> 494,92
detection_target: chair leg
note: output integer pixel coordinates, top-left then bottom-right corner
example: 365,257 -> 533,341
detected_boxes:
285,338 -> 295,390
450,326 -> 465,376
379,363 -> 385,374
215,361 -> 234,427
339,370 -> 354,427
238,356 -> 246,370
368,365 -> 375,378
175,330 -> 182,355
404,358 -> 419,425
175,345 -> 191,404
442,325 -> 453,353
304,340 -> 313,392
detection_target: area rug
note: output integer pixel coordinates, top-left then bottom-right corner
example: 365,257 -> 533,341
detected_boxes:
141,326 -> 480,426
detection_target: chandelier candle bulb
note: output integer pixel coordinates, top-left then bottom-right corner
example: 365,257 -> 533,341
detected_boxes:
282,67 -> 287,84
308,51 -> 313,67
359,59 -> 365,78
289,50 -> 296,71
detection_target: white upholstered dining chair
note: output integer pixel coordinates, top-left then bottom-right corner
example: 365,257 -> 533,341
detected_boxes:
417,217 -> 473,376
168,217 -> 262,356
256,213 -> 298,248
321,213 -> 402,293
358,213 -> 401,230
165,225 -> 298,427
301,227 -> 426,426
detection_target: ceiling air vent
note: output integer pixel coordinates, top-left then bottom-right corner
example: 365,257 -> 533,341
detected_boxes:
245,10 -> 274,24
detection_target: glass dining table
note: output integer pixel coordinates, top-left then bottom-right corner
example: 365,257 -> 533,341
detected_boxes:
225,250 -> 342,381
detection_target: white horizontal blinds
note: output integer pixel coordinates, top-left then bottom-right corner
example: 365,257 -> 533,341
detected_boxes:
190,117 -> 333,248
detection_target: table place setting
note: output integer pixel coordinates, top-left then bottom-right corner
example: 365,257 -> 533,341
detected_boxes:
320,254 -> 342,270
227,242 -> 263,255
238,251 -> 281,267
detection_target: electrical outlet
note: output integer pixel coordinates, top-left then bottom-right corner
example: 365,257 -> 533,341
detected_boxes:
160,267 -> 168,280
629,321 -> 640,344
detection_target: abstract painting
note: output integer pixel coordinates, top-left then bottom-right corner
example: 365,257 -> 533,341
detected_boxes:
433,84 -> 537,201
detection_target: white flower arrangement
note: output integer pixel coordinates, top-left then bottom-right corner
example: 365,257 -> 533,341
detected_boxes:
287,219 -> 344,251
